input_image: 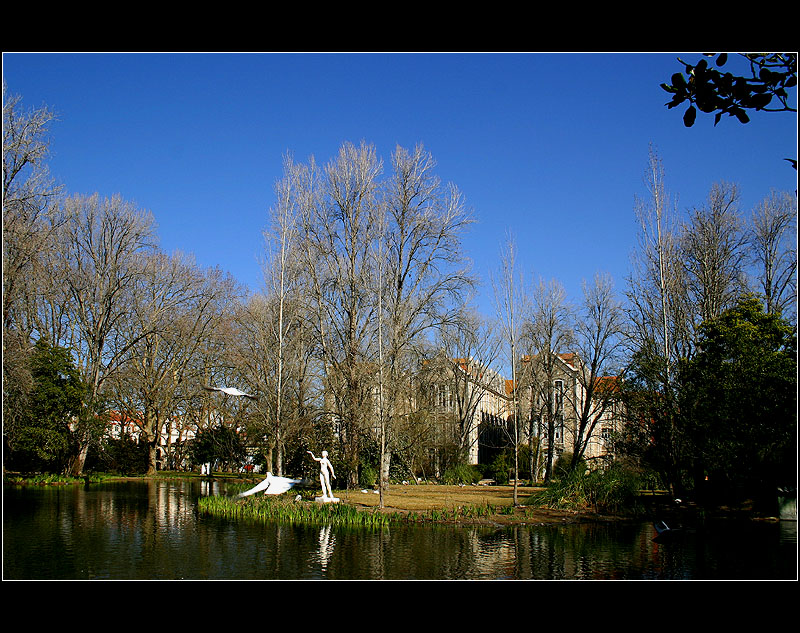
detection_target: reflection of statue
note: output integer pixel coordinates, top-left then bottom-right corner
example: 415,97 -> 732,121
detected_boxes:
308,450 -> 337,501
318,525 -> 335,571
238,472 -> 302,497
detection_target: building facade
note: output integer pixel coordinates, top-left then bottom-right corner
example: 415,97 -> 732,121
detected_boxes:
516,353 -> 621,477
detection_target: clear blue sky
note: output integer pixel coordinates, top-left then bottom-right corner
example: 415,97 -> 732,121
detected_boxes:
3,52 -> 797,318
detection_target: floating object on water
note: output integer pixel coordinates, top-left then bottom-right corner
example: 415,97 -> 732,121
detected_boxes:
652,519 -> 692,542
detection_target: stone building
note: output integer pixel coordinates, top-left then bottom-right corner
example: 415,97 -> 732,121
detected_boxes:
515,353 -> 621,478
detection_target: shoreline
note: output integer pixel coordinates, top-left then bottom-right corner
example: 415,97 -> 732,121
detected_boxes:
6,472 -> 787,527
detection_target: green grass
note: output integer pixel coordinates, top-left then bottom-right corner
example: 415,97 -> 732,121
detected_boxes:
4,472 -> 109,485
197,492 -> 519,528
197,494 -> 393,528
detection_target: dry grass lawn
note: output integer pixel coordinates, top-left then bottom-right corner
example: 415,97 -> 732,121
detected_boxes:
336,483 -> 543,512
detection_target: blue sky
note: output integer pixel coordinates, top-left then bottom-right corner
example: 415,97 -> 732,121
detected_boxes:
3,52 -> 797,318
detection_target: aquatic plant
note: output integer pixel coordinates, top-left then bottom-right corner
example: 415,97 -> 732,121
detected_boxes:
4,473 -> 106,486
197,494 -> 392,528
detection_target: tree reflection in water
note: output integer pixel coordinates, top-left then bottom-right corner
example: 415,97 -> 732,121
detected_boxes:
3,480 -> 795,580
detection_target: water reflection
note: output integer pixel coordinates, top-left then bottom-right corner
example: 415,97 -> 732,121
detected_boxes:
3,480 -> 796,580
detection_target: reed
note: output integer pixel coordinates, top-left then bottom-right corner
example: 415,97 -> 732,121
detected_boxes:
197,494 -> 392,528
5,473 -> 107,485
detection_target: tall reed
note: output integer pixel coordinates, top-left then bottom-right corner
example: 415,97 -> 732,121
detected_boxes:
198,494 -> 392,528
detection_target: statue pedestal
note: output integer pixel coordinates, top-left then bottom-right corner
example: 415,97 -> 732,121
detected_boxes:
315,496 -> 340,504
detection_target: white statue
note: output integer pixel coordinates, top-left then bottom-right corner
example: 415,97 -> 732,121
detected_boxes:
238,472 -> 302,497
308,450 -> 337,502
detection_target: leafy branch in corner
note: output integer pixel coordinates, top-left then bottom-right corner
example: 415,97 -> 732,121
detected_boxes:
661,53 -> 797,129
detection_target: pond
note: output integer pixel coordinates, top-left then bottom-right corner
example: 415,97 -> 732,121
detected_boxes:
3,479 -> 796,580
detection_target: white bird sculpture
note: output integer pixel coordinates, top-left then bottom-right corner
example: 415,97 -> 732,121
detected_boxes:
238,472 -> 303,497
203,385 -> 258,400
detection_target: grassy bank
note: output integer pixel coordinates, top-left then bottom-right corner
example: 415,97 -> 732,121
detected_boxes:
5,471 -> 646,526
197,482 -> 617,527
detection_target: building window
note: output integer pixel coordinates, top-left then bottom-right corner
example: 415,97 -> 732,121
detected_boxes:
553,380 -> 564,441
553,380 -> 564,414
436,385 -> 453,411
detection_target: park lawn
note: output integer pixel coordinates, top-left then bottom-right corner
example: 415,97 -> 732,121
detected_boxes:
336,483 -> 543,512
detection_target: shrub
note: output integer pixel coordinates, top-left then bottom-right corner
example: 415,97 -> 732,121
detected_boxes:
92,436 -> 149,475
359,465 -> 378,488
527,463 -> 642,514
442,463 -> 482,485
553,452 -> 586,480
584,464 -> 642,513
489,452 -> 510,484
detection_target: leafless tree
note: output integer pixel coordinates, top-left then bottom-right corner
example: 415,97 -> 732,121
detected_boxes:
626,147 -> 689,382
56,193 -> 157,475
569,272 -> 626,469
377,144 -> 475,491
492,233 -> 528,503
749,190 -> 797,322
2,89 -> 67,445
522,276 -> 574,483
2,87 -> 64,333
435,309 -> 502,466
295,141 -> 382,487
110,251 -> 240,474
681,181 -> 749,332
259,154 -> 303,475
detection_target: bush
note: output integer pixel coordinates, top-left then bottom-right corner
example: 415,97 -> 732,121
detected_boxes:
527,463 -> 642,514
584,464 -> 642,513
442,464 -> 482,485
91,436 -> 149,475
553,452 -> 585,480
359,465 -> 378,488
489,452 -> 511,484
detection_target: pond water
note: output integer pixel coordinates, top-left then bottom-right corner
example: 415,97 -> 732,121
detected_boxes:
3,479 -> 796,580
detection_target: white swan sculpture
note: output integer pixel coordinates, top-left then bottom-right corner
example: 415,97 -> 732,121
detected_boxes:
238,472 -> 303,497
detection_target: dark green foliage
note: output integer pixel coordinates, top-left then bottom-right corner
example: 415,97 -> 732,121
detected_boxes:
618,296 -> 796,508
661,53 -> 797,129
678,296 -> 797,506
358,464 -> 378,487
489,451 -> 511,484
528,463 -> 642,514
553,452 -> 585,479
89,436 -> 149,475
6,339 -> 88,473
190,424 -> 247,470
441,463 -> 482,485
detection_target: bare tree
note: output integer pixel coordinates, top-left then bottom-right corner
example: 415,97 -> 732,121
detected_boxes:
681,181 -> 749,332
296,141 -> 382,487
377,144 -> 475,491
260,154 -> 302,475
2,88 -> 65,444
749,190 -> 797,321
492,233 -> 528,504
2,87 -> 64,332
522,276 -> 573,483
57,193 -> 157,475
569,272 -> 625,469
435,309 -> 502,466
233,290 -> 314,475
626,147 -> 690,380
111,252 -> 240,474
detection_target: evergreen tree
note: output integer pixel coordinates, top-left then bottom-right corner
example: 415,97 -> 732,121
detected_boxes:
9,340 -> 89,472
678,296 -> 797,506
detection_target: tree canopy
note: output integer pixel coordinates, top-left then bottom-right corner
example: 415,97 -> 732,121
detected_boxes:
661,54 -> 797,134
6,339 -> 89,472
678,296 -> 797,504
